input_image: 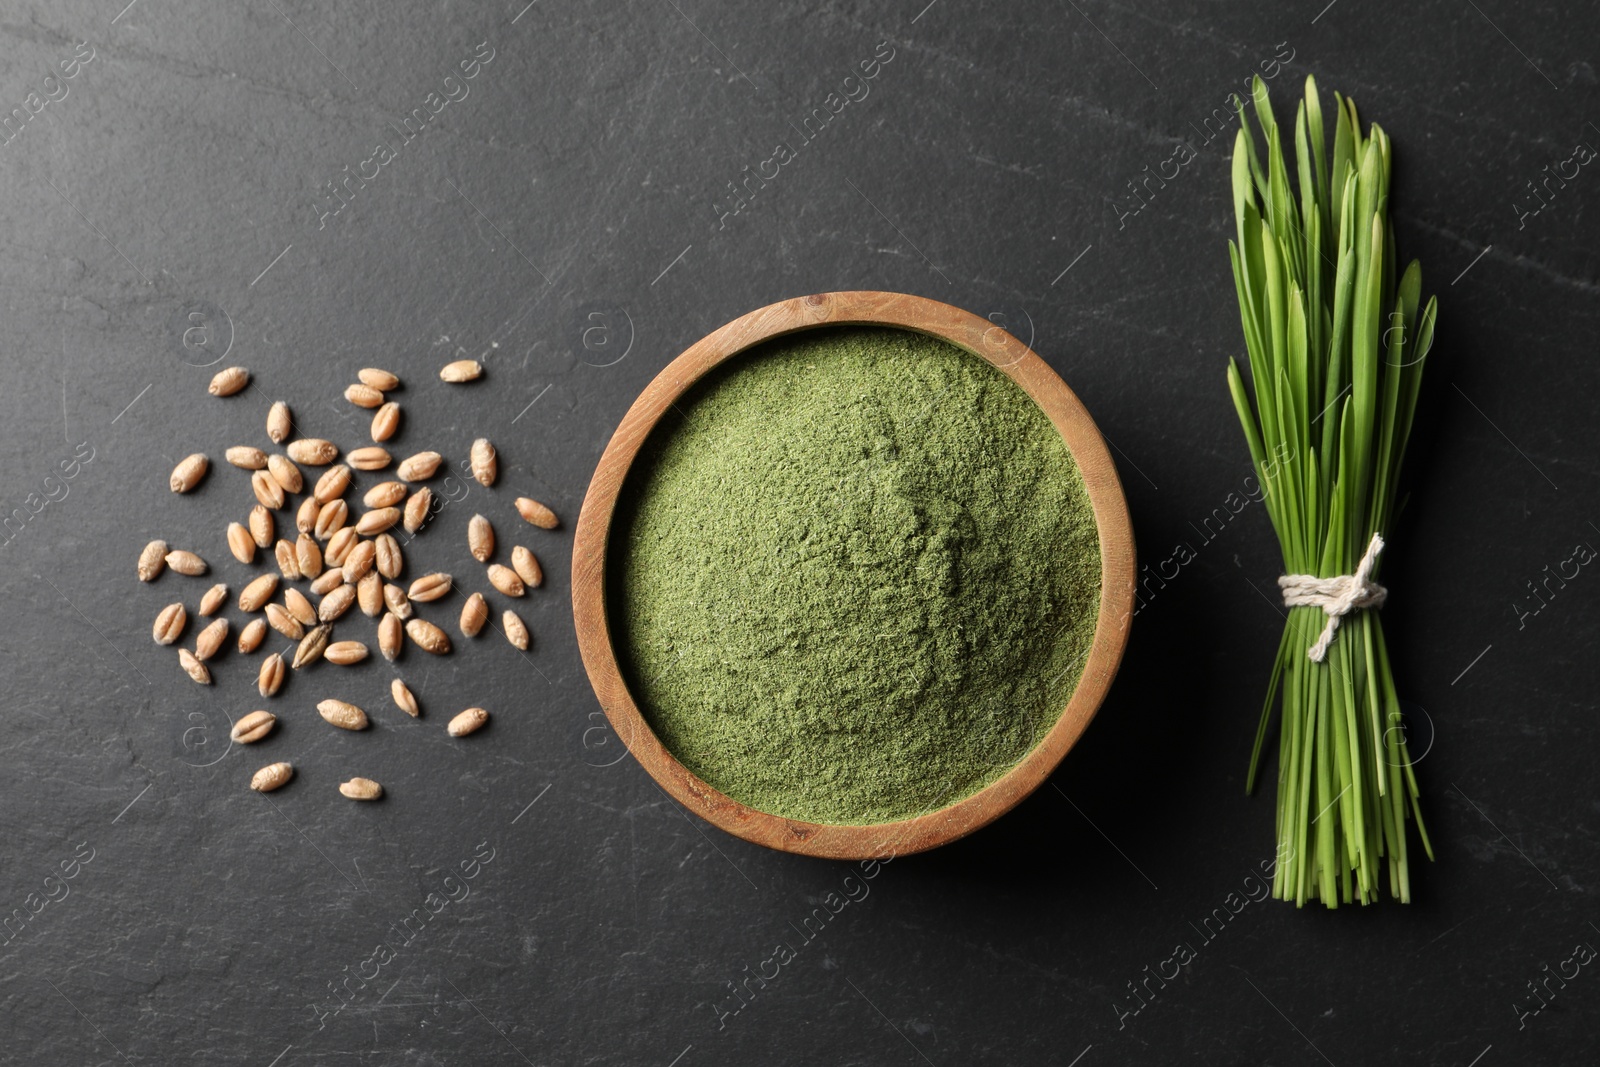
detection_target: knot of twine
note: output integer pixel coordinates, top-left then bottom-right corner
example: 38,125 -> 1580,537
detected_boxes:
1278,533 -> 1388,663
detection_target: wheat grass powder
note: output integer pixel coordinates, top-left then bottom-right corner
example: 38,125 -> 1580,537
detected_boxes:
611,326 -> 1101,824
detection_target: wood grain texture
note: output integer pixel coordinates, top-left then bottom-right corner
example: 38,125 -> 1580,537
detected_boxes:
572,291 -> 1136,859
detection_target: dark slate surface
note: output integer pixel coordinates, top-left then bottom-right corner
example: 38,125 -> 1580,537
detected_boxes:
1,1 -> 1596,1064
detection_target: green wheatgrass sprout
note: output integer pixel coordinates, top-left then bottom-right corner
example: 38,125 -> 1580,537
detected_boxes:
1225,74 -> 1438,906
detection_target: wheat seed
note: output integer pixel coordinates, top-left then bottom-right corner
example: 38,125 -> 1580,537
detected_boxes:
341,540 -> 376,583
359,368 -> 400,391
340,777 -> 384,800
251,471 -> 284,512
323,519 -> 358,562
447,707 -> 488,737
382,583 -> 412,620
310,569 -> 344,595
138,539 -> 168,581
249,504 -> 274,548
502,609 -> 529,650
403,487 -> 432,533
252,470 -> 285,509
439,359 -> 482,383
194,618 -> 229,660
231,710 -> 276,744
460,592 -> 488,637
296,533 -> 323,579
286,438 -> 338,465
345,383 -> 384,408
317,698 -> 368,730
170,453 -> 209,493
313,464 -> 351,504
409,573 -> 452,602
283,587 -> 317,626
487,564 -> 524,597
371,402 -> 401,442
391,678 -> 420,717
358,571 -> 383,617
226,445 -> 267,470
238,617 -> 267,653
397,451 -> 442,482
292,624 -> 331,668
267,401 -> 292,444
250,761 -> 293,792
364,481 -> 406,508
267,453 -> 304,494
318,584 -> 356,622
374,533 -> 402,579
258,652 -> 286,696
321,524 -> 356,566
178,647 -> 212,685
515,497 -> 559,529
273,539 -> 301,581
198,583 -> 228,616
379,612 -> 402,661
274,539 -> 302,581
239,573 -> 279,612
227,522 -> 256,564
165,549 -> 208,576
296,496 -> 320,535
262,605 -> 299,640
355,507 -> 399,535
511,546 -> 543,588
153,602 -> 186,645
470,438 -> 497,487
209,366 -> 250,396
468,514 -> 495,562
315,500 -> 350,542
265,603 -> 304,640
348,446 -> 391,472
405,618 -> 451,655
325,640 -> 369,665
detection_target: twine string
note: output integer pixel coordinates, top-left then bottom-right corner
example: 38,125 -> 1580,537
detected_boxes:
1278,533 -> 1387,662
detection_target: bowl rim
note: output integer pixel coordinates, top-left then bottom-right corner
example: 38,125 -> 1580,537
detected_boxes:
571,290 -> 1135,859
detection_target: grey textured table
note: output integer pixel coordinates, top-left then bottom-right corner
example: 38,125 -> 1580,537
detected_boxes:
2,1 -> 1597,1064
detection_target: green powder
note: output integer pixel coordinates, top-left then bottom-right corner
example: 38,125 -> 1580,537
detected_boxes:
611,326 -> 1101,824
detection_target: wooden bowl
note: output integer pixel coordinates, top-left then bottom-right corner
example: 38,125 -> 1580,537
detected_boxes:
572,291 -> 1135,859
